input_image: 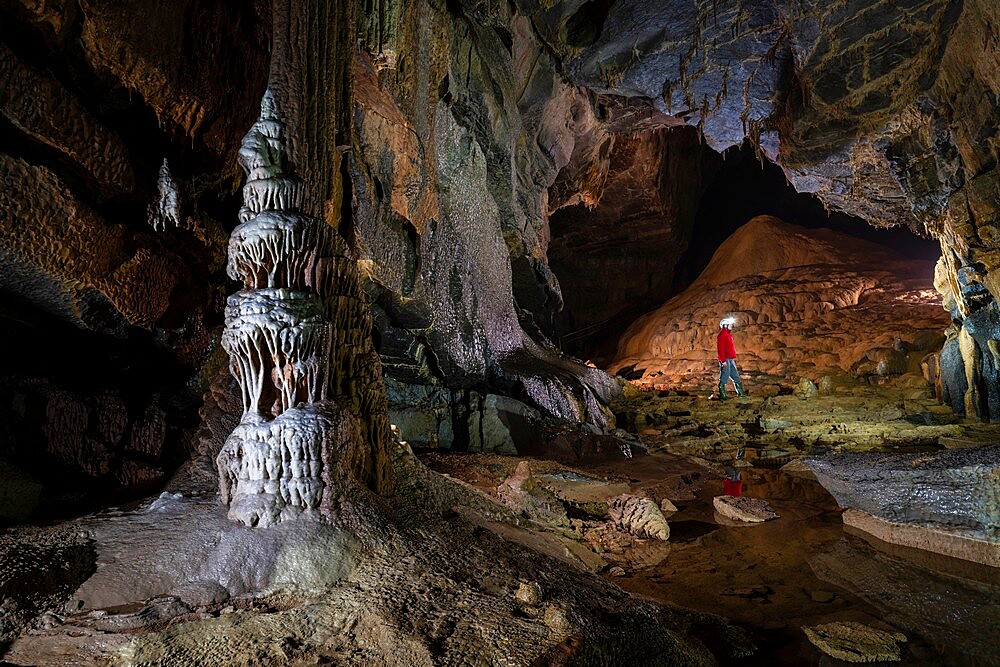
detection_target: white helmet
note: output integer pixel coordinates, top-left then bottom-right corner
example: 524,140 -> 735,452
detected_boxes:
720,317 -> 736,329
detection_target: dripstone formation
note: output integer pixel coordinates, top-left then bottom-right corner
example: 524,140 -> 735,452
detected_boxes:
216,90 -> 379,527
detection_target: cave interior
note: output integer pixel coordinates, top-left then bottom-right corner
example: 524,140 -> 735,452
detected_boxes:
0,0 -> 999,665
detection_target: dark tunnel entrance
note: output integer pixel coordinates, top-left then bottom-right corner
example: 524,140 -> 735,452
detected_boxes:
546,131 -> 941,366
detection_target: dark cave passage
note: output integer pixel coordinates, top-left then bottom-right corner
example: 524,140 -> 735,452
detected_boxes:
547,134 -> 942,366
670,142 -> 941,294
0,294 -> 205,525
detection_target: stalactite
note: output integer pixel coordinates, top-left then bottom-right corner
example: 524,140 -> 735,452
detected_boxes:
148,158 -> 183,232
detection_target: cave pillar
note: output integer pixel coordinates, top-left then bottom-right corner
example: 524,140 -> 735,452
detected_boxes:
217,90 -> 389,527
932,239 -> 1000,422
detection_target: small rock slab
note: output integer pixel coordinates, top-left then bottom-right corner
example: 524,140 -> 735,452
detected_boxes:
658,498 -> 678,515
497,461 -> 569,528
713,495 -> 779,523
780,458 -> 816,480
803,621 -> 906,662
809,590 -> 836,603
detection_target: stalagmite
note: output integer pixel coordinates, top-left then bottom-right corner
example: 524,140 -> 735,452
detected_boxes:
217,90 -> 357,527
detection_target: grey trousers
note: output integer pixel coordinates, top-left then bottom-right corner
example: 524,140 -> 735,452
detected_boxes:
719,358 -> 741,387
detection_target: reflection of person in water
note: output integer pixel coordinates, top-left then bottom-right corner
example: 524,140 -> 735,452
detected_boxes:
723,466 -> 743,497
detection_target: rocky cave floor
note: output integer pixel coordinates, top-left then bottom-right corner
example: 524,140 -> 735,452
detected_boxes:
420,377 -> 1000,665
2,379 -> 1000,666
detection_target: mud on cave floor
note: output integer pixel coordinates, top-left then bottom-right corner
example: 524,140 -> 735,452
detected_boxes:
420,382 -> 1000,665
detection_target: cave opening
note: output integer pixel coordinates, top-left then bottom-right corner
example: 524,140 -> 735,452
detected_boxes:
548,132 -> 942,374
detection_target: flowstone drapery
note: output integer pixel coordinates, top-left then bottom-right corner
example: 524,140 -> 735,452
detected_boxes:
216,90 -> 376,527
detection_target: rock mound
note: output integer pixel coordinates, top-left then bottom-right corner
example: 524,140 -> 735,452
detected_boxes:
693,216 -> 902,288
803,621 -> 906,663
713,495 -> 779,523
607,494 -> 670,540
610,216 -> 948,387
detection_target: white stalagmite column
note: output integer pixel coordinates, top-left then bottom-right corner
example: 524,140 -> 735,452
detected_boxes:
217,90 -> 354,527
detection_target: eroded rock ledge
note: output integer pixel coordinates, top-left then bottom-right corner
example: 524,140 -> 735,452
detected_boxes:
807,445 -> 1000,566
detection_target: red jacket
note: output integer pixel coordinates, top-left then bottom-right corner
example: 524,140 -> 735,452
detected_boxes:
717,328 -> 737,363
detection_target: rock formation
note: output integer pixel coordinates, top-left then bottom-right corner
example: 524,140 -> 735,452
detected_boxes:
807,446 -> 1000,545
379,0 -> 999,421
3,2 -> 1000,663
802,621 -> 907,663
609,216 -> 949,387
216,91 -> 386,527
713,496 -> 781,524
607,494 -> 671,540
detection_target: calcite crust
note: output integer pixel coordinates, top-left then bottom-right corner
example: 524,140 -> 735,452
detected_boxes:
216,90 -> 359,527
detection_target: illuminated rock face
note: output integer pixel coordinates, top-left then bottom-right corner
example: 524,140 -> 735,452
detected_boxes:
808,446 -> 1000,539
609,216 -> 950,387
217,91 -> 359,527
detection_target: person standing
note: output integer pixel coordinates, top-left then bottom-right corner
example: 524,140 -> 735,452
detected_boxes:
717,317 -> 746,400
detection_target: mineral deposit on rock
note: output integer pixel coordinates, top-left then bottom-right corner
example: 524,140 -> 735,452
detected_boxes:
608,494 -> 670,540
713,496 -> 780,523
803,621 -> 906,663
216,90 -> 374,527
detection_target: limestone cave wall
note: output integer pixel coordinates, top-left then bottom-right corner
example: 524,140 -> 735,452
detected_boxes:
0,0 -> 271,510
548,126 -> 713,361
350,0 -> 622,447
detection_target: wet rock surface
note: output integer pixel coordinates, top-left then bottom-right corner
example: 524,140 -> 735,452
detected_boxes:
420,401 -> 999,664
613,383 -> 1000,465
811,537 -> 1000,665
802,621 -> 907,663
713,496 -> 780,524
0,445 -> 753,666
806,446 -> 1000,539
5,381 -> 1000,664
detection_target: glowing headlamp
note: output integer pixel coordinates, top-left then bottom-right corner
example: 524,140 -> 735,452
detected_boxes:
720,317 -> 737,327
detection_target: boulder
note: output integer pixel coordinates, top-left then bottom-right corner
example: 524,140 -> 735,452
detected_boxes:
607,494 -> 670,541
803,621 -> 906,663
795,378 -> 819,399
806,446 -> 1000,538
712,496 -> 779,523
497,462 -> 569,528
658,498 -> 678,515
468,395 -> 542,455
514,581 -> 542,606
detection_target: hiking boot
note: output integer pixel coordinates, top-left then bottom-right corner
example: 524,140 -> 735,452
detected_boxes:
736,447 -> 746,460
734,379 -> 746,397
717,384 -> 730,401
